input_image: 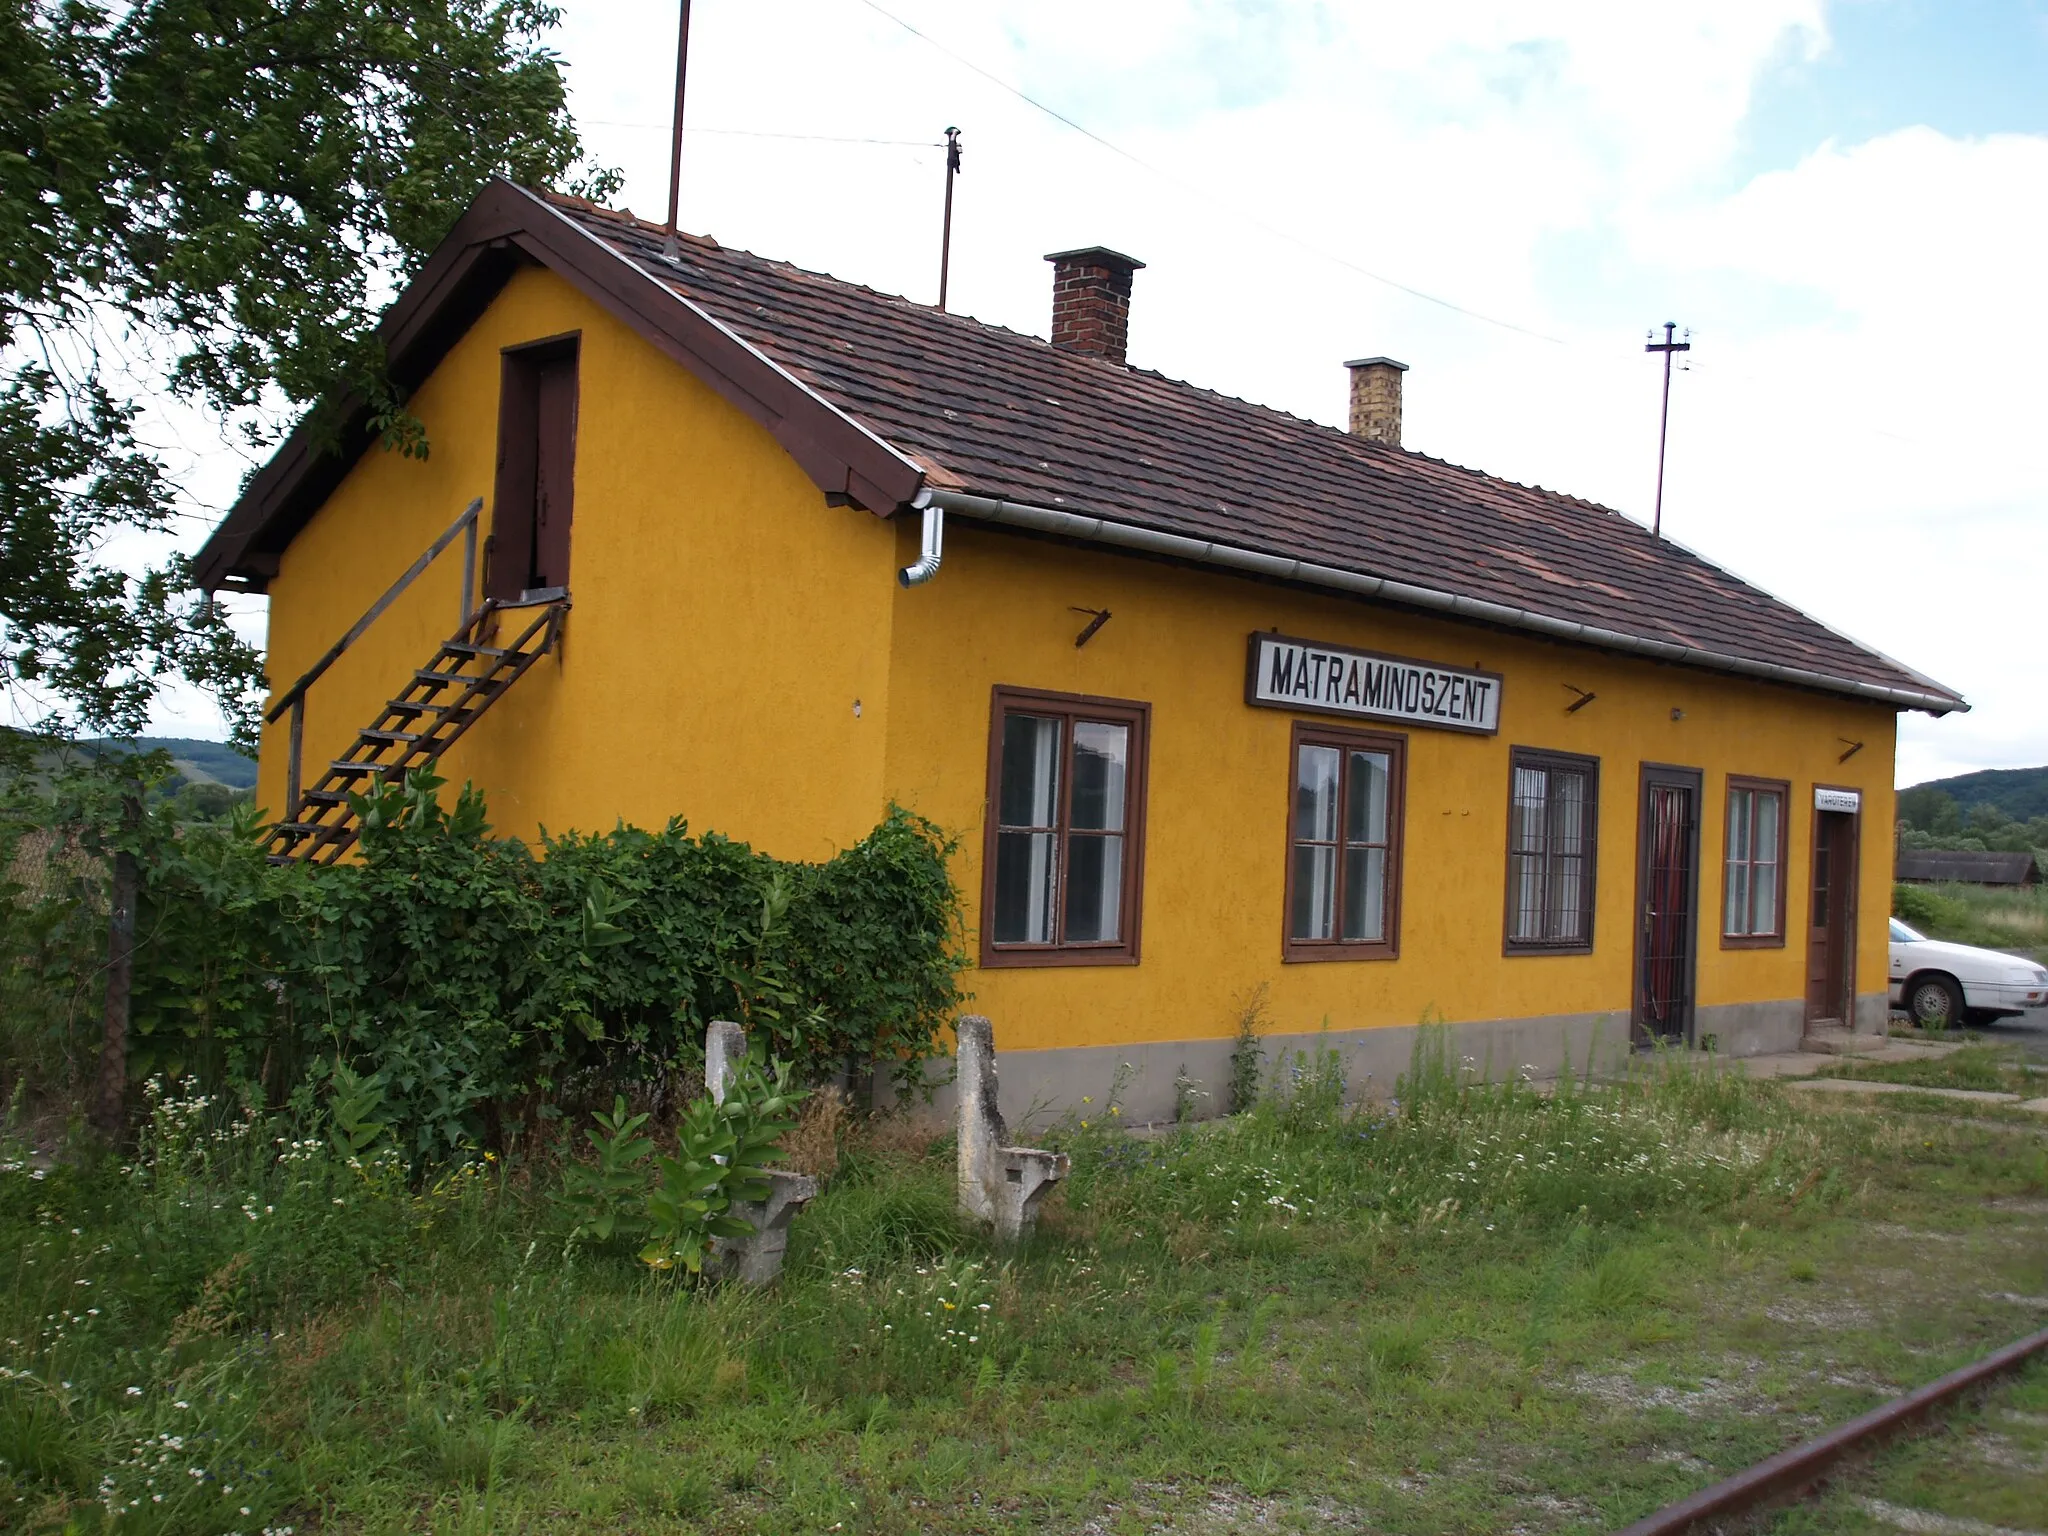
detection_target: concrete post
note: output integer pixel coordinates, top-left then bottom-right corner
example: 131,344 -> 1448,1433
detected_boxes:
706,1018 -> 746,1105
955,1015 -> 1069,1242
700,1019 -> 813,1285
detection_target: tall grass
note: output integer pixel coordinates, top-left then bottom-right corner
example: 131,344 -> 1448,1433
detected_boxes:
0,1030 -> 1875,1533
1059,1029 -> 1810,1238
1895,879 -> 2048,958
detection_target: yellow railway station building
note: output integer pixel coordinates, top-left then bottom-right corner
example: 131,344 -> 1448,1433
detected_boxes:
195,180 -> 1966,1120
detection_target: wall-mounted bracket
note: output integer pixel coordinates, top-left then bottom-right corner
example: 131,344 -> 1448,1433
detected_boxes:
1070,607 -> 1112,648
1562,683 -> 1597,714
1837,738 -> 1865,764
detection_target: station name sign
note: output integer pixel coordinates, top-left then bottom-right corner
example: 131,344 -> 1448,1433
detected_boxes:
1814,787 -> 1862,814
1247,633 -> 1502,735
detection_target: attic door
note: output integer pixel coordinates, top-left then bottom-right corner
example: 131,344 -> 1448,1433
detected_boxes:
489,335 -> 579,601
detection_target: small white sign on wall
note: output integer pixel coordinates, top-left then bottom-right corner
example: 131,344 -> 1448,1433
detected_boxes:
1814,787 -> 1862,814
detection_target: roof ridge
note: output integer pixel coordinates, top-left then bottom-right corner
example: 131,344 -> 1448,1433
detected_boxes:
555,198 -> 1663,541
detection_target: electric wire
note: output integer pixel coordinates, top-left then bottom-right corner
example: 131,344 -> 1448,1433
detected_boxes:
848,0 -> 1570,345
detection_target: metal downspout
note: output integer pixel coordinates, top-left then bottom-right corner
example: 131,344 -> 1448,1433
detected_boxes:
897,499 -> 944,587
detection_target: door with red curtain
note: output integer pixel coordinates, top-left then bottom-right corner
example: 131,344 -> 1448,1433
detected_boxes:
1634,765 -> 1702,1048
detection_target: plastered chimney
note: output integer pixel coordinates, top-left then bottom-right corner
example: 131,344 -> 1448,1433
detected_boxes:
1346,356 -> 1408,447
1045,246 -> 1145,364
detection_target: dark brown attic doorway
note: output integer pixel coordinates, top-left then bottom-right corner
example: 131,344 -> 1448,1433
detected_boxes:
489,333 -> 579,601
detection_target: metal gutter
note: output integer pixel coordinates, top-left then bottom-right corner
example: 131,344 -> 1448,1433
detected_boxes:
1612,1325 -> 2048,1534
926,489 -> 1967,716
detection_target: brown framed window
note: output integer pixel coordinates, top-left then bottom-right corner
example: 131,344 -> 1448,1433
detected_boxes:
1722,776 -> 1788,946
982,687 -> 1149,967
1284,723 -> 1405,961
1505,747 -> 1599,953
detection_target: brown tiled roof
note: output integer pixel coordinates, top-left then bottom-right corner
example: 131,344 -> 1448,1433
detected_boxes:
192,179 -> 1961,712
543,193 -> 1960,712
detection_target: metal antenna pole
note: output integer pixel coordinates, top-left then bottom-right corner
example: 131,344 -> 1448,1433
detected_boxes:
663,0 -> 693,254
938,127 -> 962,310
1646,321 -> 1691,538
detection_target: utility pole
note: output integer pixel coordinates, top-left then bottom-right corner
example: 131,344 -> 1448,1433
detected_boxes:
1645,321 -> 1691,538
663,0 -> 693,254
937,127 -> 962,311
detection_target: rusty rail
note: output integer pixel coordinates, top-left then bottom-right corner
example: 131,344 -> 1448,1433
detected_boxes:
265,496 -> 482,813
1613,1325 -> 2048,1535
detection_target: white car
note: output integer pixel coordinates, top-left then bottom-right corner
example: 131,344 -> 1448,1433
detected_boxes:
1889,918 -> 2048,1027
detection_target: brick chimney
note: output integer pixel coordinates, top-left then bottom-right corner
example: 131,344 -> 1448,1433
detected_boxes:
1346,357 -> 1409,447
1045,246 -> 1145,364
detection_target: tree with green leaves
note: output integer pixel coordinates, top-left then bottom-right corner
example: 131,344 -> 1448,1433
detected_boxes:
2,0 -> 618,749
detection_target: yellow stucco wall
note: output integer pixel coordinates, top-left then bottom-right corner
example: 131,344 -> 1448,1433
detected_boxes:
882,519 -> 1898,1052
258,260 -> 1901,1058
258,265 -> 898,861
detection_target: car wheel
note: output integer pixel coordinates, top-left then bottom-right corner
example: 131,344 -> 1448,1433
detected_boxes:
1906,974 -> 1965,1029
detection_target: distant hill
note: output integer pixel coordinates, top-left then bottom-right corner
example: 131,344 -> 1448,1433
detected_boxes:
119,737 -> 258,790
1903,765 -> 2048,823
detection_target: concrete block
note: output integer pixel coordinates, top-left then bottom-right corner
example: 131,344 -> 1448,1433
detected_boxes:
956,1015 -> 1069,1242
701,1020 -> 814,1285
712,1168 -> 818,1286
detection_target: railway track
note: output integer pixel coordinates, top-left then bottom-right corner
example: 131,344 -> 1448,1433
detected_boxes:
1616,1324 -> 2048,1534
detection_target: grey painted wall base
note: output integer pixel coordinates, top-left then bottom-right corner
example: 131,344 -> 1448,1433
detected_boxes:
879,995 -> 1823,1133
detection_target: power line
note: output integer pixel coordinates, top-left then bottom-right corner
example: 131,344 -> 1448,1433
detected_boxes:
584,119 -> 941,148
848,0 -> 1569,345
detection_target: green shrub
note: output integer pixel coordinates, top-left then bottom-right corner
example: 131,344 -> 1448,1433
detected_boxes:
8,764 -> 966,1153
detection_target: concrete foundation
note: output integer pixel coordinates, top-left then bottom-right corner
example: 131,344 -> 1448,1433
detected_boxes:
884,996 -> 1829,1132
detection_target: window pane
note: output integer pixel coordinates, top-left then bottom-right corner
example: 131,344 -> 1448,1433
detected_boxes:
1511,766 -> 1548,854
1291,843 -> 1336,940
992,830 -> 1057,943
1726,860 -> 1752,934
1346,751 -> 1390,846
1064,832 -> 1123,942
1342,845 -> 1386,941
998,714 -> 1061,828
1548,853 -> 1585,941
1756,792 -> 1780,863
1727,789 -> 1752,862
1509,853 -> 1543,940
1551,770 -> 1587,858
1753,858 -> 1778,934
1069,721 -> 1128,832
1296,745 -> 1340,843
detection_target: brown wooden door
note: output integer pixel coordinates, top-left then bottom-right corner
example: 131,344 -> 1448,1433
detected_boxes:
1805,808 -> 1859,1025
530,352 -> 577,591
1633,764 -> 1702,1047
488,337 -> 579,602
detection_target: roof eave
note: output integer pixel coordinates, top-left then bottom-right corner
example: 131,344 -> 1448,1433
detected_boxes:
926,488 -> 1969,717
193,178 -> 926,591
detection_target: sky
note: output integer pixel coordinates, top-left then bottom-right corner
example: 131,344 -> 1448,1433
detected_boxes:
157,0 -> 2047,787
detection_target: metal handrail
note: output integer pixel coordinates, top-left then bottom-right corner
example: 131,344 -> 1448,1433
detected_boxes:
267,496 -> 483,815
265,496 -> 483,724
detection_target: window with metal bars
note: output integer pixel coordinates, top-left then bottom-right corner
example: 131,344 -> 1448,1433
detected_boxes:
1504,748 -> 1599,952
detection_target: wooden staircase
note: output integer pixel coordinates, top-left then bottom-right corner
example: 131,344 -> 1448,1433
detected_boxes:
266,596 -> 568,864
